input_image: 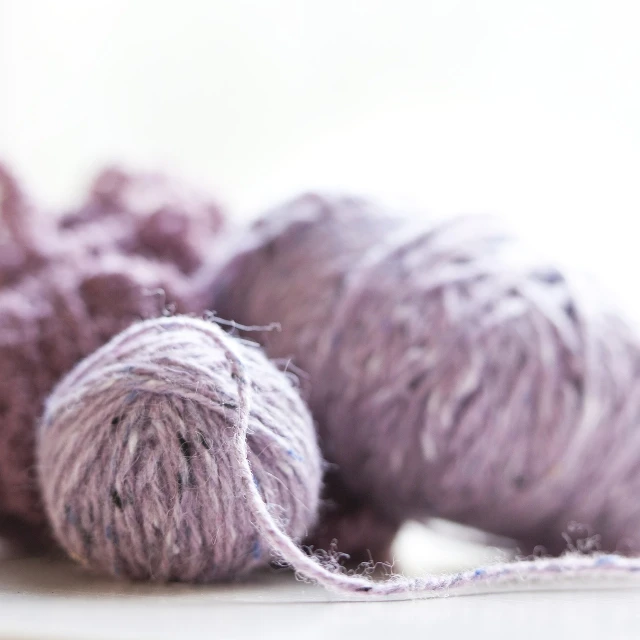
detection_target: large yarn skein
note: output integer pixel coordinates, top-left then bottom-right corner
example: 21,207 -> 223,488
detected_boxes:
212,193 -> 640,557
38,318 -> 640,597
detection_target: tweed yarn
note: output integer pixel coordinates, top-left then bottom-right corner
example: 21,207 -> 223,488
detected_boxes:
6,163 -> 640,596
38,316 -> 322,582
36,317 -> 640,597
212,192 -> 640,559
0,163 -> 225,542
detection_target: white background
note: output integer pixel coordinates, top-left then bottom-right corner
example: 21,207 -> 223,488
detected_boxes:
2,1 -> 640,289
1,2 -> 640,637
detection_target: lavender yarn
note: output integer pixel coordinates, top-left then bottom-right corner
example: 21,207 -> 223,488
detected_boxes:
37,318 -> 640,598
38,317 -> 322,581
212,193 -> 640,558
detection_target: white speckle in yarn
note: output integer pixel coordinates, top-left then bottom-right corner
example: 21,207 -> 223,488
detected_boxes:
421,433 -> 438,462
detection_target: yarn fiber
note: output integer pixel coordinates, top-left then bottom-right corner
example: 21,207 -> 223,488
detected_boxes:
212,192 -> 640,557
24,188 -> 640,598
38,316 -> 322,582
36,318 -> 640,598
0,163 -> 225,542
6,162 -> 640,597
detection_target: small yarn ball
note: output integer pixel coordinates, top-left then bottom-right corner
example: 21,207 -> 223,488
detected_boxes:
212,192 -> 640,557
38,316 -> 322,582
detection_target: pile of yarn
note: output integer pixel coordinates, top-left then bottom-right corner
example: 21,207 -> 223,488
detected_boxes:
4,161 -> 640,599
213,193 -> 640,559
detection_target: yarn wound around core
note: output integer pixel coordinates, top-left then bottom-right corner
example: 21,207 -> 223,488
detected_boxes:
212,192 -> 640,559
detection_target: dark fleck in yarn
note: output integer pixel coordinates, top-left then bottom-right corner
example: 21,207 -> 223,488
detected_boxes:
0,163 -> 225,543
212,192 -> 640,559
38,316 -> 322,582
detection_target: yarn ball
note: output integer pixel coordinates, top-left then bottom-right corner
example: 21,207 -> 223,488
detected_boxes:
0,163 -> 226,543
38,316 -> 322,582
212,192 -> 640,557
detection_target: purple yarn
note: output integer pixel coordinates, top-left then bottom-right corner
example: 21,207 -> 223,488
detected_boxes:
37,317 -> 640,598
6,162 -> 640,597
38,316 -> 322,582
212,192 -> 640,557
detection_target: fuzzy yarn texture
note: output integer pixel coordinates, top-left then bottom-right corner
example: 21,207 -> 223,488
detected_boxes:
212,192 -> 640,560
5,162 -> 640,597
37,318 -> 640,598
0,163 -> 225,543
38,316 -> 322,582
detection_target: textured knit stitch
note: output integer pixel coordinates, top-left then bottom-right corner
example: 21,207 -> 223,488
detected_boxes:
60,166 -> 225,275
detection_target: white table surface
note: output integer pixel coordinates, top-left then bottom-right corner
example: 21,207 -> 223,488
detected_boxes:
1,522 -> 639,640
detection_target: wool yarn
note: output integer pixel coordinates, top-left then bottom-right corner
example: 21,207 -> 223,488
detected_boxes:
0,164 -> 47,289
6,163 -> 640,596
37,317 -> 640,597
0,163 -> 225,543
211,195 -> 407,561
38,316 -> 322,582
60,165 -> 225,275
211,192 -> 640,559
